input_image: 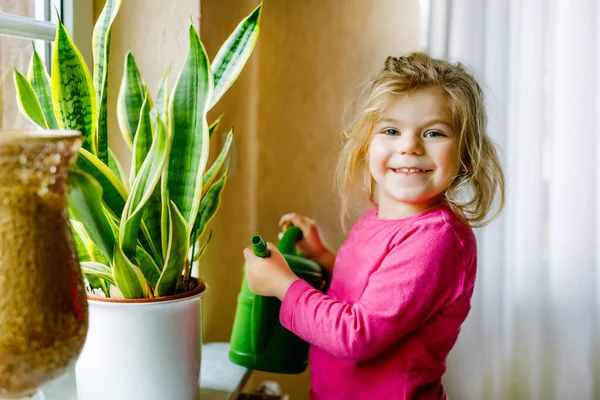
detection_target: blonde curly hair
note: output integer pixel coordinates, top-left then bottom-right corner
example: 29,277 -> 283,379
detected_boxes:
336,52 -> 505,228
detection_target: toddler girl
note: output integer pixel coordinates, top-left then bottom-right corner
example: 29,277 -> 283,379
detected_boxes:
243,52 -> 505,400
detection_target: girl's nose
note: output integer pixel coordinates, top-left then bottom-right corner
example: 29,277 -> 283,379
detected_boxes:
396,134 -> 424,155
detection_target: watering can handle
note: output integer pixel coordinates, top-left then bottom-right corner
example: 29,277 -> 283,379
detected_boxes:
277,225 -> 303,255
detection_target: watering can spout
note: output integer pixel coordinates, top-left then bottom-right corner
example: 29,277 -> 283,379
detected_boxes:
251,235 -> 270,258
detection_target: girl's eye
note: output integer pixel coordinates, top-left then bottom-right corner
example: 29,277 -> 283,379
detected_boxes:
424,130 -> 444,138
383,128 -> 399,136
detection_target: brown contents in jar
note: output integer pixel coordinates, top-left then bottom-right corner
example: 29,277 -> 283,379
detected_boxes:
0,132 -> 88,397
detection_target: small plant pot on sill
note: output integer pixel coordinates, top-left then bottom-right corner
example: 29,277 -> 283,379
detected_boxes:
75,278 -> 208,400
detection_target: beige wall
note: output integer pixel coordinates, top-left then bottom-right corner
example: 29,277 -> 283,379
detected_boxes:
200,0 -> 420,397
94,0 -> 420,397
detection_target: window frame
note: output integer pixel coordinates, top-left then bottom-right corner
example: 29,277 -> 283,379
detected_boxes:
0,0 -> 94,67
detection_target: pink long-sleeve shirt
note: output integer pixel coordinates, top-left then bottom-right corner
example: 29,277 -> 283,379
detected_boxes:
280,206 -> 477,399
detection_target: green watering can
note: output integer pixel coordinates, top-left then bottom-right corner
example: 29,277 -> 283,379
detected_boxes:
229,226 -> 328,374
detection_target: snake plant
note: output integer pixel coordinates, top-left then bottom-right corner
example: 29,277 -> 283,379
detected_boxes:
14,0 -> 261,298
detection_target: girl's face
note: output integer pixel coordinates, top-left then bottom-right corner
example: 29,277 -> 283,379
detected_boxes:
368,87 -> 461,219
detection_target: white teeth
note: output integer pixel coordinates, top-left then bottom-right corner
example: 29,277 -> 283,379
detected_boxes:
396,168 -> 424,173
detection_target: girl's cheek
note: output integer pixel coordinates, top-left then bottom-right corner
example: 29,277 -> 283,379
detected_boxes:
369,141 -> 387,160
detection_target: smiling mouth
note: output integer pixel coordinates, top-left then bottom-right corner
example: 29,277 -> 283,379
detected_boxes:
391,168 -> 432,174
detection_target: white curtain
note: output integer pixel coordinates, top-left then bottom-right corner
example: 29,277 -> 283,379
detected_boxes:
425,1 -> 600,399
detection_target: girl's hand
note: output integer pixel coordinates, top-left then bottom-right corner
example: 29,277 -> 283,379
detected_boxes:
279,213 -> 336,275
243,242 -> 299,300
279,213 -> 330,259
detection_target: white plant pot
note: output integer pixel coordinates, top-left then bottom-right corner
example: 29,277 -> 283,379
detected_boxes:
75,279 -> 207,400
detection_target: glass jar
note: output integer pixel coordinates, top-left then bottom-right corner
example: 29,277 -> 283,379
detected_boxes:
0,130 -> 88,399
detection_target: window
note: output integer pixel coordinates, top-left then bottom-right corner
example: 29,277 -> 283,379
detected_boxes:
0,0 -> 92,128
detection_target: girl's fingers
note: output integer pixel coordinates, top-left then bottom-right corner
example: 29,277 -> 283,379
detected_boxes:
279,213 -> 300,227
266,242 -> 279,253
243,246 -> 255,260
279,213 -> 315,231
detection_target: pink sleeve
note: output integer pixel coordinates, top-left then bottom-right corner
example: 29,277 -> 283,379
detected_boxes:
279,224 -> 466,362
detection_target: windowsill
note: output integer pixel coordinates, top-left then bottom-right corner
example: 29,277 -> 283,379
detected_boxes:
41,342 -> 251,400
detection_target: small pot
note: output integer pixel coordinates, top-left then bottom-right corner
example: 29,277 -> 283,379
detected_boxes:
75,279 -> 207,400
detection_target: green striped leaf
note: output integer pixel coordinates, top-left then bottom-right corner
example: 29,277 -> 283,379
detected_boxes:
120,118 -> 170,257
160,171 -> 169,257
150,69 -> 170,127
167,23 -> 213,227
68,170 -> 116,262
96,88 -> 109,163
193,163 -> 230,239
27,49 -> 58,129
105,212 -> 120,234
155,201 -> 189,296
117,52 -> 145,148
142,184 -> 164,265
193,229 -> 212,262
130,90 -> 152,185
110,217 -> 155,271
81,262 -> 116,286
139,221 -> 161,264
52,20 -> 97,154
108,148 -> 128,189
202,128 -> 232,194
92,0 -> 122,97
90,239 -> 110,265
140,82 -> 168,264
104,200 -> 157,266
208,113 -> 224,138
76,148 -> 128,219
113,244 -> 148,298
210,3 -> 261,109
93,0 -> 123,164
72,219 -> 110,264
136,245 -> 161,289
13,68 -> 47,128
71,221 -> 92,262
75,152 -> 164,263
